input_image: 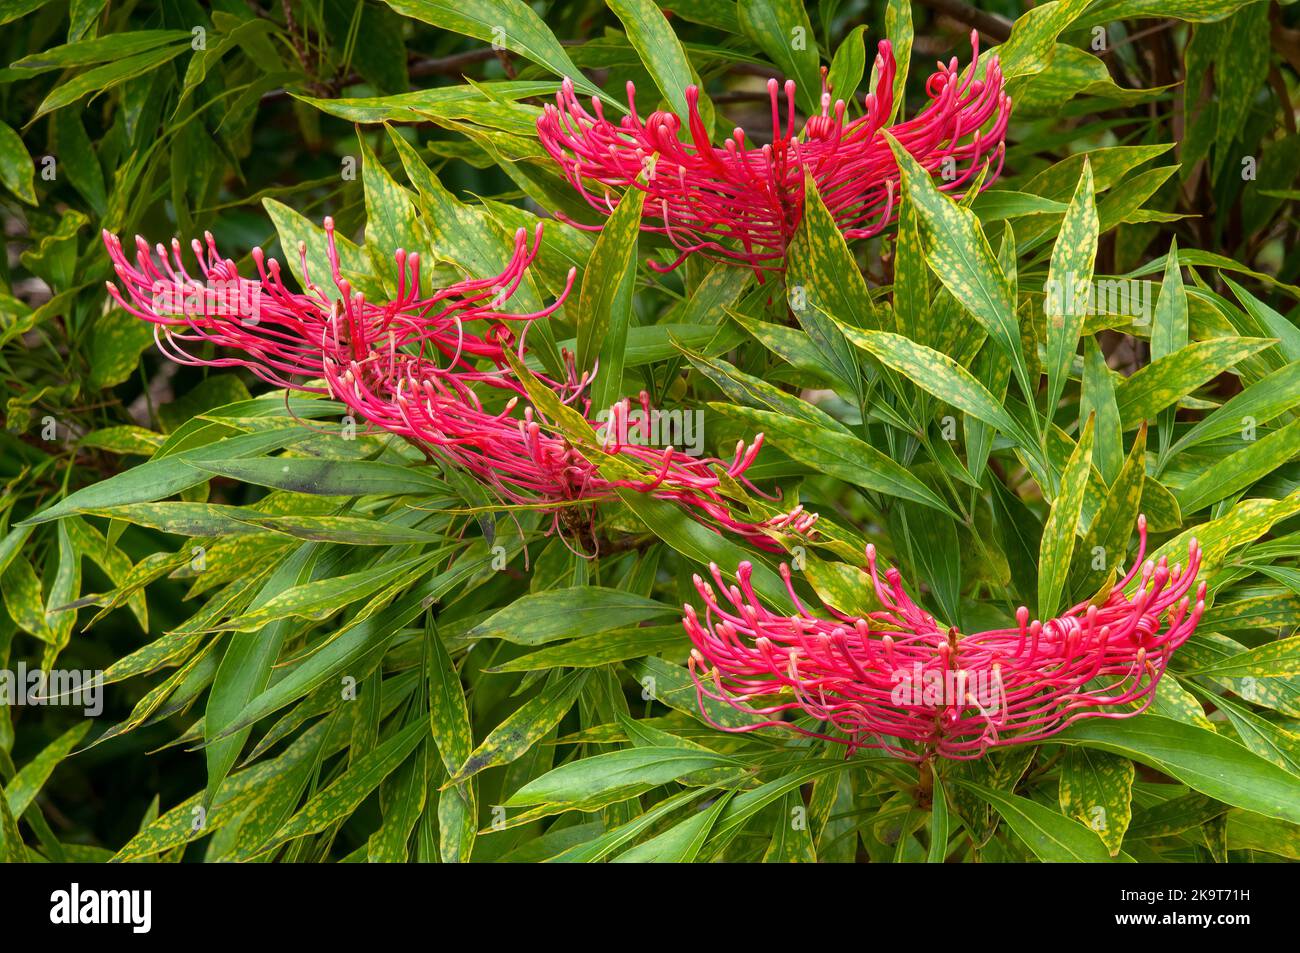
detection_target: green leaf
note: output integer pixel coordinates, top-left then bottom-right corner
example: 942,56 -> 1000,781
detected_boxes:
786,174 -> 875,398
8,29 -> 188,72
427,623 -> 473,777
887,135 -> 1028,403
0,118 -> 35,205
264,719 -> 426,851
1150,240 -> 1188,362
381,0 -> 603,102
737,0 -> 821,114
447,672 -> 587,785
787,170 -> 880,326
264,198 -> 382,301
614,790 -> 733,863
1058,748 -> 1134,856
32,44 -> 188,121
44,521 -> 81,660
577,183 -> 644,408
712,404 -> 956,516
953,780 -> 1121,862
1071,423 -> 1145,598
2,552 -> 51,642
5,721 -> 91,817
469,587 -> 676,646
1080,338 -> 1123,483
1044,159 -> 1097,415
927,773 -> 950,863
1114,337 -> 1273,429
211,554 -> 435,633
1174,419 -> 1300,515
21,427 -> 313,525
486,624 -> 686,672
205,543 -> 319,804
763,789 -> 818,862
1181,636 -> 1300,679
1057,714 -> 1300,824
1080,0 -> 1262,26
195,457 -> 449,496
219,549 -> 497,738
0,782 -> 23,863
882,0 -> 912,115
844,328 -> 1035,451
358,130 -> 425,288
997,0 -> 1092,80
1169,361 -> 1300,458
507,747 -> 736,808
608,0 -> 712,132
826,25 -> 866,102
1038,414 -> 1094,618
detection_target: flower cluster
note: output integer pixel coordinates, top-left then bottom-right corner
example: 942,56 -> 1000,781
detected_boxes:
103,220 -> 570,392
537,32 -> 1009,273
102,222 -> 814,553
683,516 -> 1205,760
323,346 -> 809,549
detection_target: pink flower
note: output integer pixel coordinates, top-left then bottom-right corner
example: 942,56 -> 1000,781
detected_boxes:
537,31 -> 1009,273
683,516 -> 1205,760
103,222 -> 816,554
327,351 -> 816,551
102,219 -> 574,393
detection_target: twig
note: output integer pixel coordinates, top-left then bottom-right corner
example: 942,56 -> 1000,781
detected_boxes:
915,0 -> 1012,42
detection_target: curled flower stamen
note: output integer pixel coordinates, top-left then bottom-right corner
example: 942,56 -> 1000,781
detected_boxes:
104,224 -> 817,554
537,32 -> 1009,274
682,518 -> 1204,760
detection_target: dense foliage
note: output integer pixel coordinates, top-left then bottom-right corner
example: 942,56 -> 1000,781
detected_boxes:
2,0 -> 1299,863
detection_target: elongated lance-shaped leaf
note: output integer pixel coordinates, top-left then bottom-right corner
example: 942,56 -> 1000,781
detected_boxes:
1115,336 -> 1273,429
885,134 -> 1031,409
1039,414 -> 1095,618
5,721 -> 91,817
577,182 -> 644,409
426,613 -> 477,863
445,671 -> 588,786
263,719 -> 427,852
737,0 -> 821,114
1044,158 -> 1097,419
711,403 -> 957,517
955,780 -> 1121,862
380,0 -> 606,104
1176,418 -> 1300,515
786,172 -> 875,404
1059,747 -> 1134,856
1058,715 -> 1300,825
841,327 -> 1036,452
205,542 -> 320,806
1167,360 -> 1300,459
1071,422 -> 1146,601
882,0 -> 912,119
1080,337 -> 1123,483
1150,239 -> 1187,463
608,0 -> 714,133
926,772 -> 951,862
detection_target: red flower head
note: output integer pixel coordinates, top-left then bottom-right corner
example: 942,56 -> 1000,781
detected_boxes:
103,222 -> 816,554
537,31 -> 1009,274
683,516 -> 1205,760
102,219 -> 575,393
327,350 -> 817,552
